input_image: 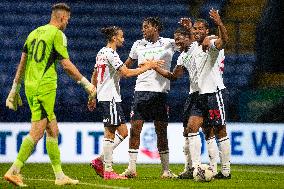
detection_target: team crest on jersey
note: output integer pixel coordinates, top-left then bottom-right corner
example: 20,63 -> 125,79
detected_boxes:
140,127 -> 159,159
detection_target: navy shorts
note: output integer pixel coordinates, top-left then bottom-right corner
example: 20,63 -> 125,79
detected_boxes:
98,99 -> 126,127
130,91 -> 169,122
183,89 -> 228,127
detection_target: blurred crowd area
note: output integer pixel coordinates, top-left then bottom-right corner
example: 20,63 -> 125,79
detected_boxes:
0,0 -> 283,122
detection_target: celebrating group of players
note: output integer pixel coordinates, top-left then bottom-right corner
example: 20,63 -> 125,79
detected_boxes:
4,2 -> 231,187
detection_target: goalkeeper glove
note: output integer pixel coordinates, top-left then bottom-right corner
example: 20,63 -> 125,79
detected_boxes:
6,81 -> 23,111
78,77 -> 97,98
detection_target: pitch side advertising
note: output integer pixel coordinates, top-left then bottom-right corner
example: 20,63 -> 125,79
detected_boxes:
0,123 -> 283,164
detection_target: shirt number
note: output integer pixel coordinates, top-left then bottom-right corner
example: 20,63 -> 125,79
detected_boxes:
30,39 -> 47,63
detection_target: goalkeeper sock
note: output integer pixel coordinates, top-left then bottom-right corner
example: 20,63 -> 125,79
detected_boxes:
188,132 -> 201,169
159,150 -> 169,172
99,133 -> 124,161
206,137 -> 218,174
183,136 -> 191,171
12,135 -> 35,173
128,149 -> 138,172
46,137 -> 64,178
103,138 -> 114,172
218,136 -> 231,176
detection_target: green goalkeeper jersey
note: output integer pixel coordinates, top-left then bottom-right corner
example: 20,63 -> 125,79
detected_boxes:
23,24 -> 69,95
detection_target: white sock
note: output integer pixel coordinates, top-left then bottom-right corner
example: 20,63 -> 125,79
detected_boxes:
183,137 -> 191,171
188,132 -> 201,169
103,138 -> 114,172
206,137 -> 218,174
99,133 -> 125,160
218,136 -> 231,176
128,149 -> 138,172
159,150 -> 169,172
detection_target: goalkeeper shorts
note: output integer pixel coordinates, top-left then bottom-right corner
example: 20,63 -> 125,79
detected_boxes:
26,91 -> 56,122
98,99 -> 125,127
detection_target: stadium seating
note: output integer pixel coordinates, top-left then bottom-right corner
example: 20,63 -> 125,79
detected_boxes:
0,0 -> 263,122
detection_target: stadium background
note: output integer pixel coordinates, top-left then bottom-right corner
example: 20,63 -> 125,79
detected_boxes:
0,0 -> 283,164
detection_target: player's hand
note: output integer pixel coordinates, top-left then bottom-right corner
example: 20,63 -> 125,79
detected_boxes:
179,17 -> 192,31
209,8 -> 223,26
143,59 -> 165,70
78,77 -> 97,98
86,84 -> 97,99
6,82 -> 22,111
87,97 -> 96,111
202,35 -> 218,52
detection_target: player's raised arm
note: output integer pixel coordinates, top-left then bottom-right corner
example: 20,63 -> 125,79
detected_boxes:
6,52 -> 27,111
209,9 -> 228,49
179,17 -> 193,32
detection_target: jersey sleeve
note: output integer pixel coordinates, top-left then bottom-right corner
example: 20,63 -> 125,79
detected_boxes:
169,38 -> 178,52
176,53 -> 184,66
22,40 -> 28,53
107,51 -> 124,70
129,41 -> 139,60
22,32 -> 32,53
54,30 -> 69,59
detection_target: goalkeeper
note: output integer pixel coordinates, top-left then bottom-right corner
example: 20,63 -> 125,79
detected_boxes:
4,3 -> 96,187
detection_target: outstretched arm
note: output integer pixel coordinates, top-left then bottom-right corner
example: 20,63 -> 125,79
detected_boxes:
124,57 -> 136,68
119,59 -> 164,78
155,65 -> 184,81
209,9 -> 228,49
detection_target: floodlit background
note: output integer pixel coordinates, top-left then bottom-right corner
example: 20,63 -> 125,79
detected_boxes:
0,0 -> 283,164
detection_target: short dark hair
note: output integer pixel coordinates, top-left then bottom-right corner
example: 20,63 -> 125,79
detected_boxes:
101,26 -> 122,42
52,3 -> 71,12
174,27 -> 192,36
143,17 -> 163,32
194,18 -> 209,29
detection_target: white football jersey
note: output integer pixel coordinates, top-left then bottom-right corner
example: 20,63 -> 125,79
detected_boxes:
176,44 -> 199,93
129,37 -> 176,92
95,47 -> 124,102
178,40 -> 225,94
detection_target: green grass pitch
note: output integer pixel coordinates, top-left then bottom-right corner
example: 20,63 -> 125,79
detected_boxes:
0,163 -> 284,188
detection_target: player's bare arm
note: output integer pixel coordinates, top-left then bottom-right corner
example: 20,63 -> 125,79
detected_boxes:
202,35 -> 218,52
209,9 -> 228,49
124,57 -> 135,68
14,52 -> 28,84
60,59 -> 83,81
88,68 -> 98,111
60,59 -> 96,98
119,59 -> 164,78
155,65 -> 184,81
5,52 -> 27,111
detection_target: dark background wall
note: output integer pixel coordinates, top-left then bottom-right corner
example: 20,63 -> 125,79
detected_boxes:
0,0 -> 283,123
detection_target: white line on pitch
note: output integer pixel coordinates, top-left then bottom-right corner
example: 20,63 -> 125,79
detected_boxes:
233,169 -> 284,174
2,178 -> 130,189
